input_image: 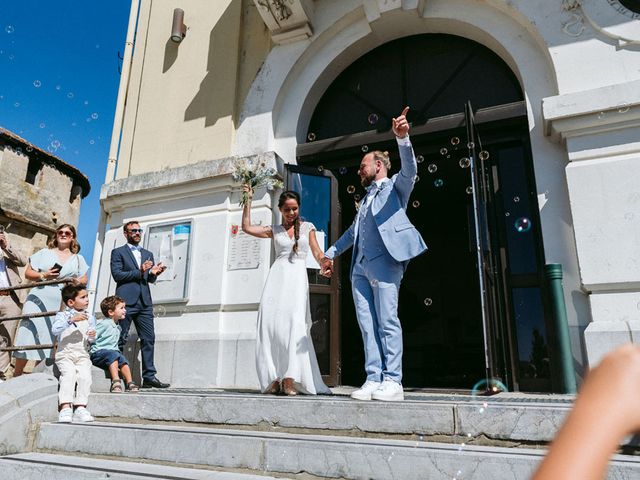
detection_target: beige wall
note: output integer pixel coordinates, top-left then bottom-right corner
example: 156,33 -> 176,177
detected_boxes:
116,0 -> 271,179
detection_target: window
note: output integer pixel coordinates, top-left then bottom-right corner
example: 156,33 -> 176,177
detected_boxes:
25,157 -> 41,185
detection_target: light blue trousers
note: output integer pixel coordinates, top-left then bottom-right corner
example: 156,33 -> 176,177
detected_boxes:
351,254 -> 404,383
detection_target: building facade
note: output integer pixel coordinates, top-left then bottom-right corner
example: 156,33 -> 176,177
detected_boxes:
90,0 -> 640,391
0,128 -> 90,262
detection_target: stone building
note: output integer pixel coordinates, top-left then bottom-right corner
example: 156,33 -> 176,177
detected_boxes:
0,127 -> 90,260
90,0 -> 640,391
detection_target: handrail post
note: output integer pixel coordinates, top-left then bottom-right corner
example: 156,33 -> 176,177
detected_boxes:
544,263 -> 577,394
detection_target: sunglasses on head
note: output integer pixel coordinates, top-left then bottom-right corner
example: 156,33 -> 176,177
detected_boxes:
127,228 -> 143,234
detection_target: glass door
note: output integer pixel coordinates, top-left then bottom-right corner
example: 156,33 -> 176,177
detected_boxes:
285,165 -> 341,386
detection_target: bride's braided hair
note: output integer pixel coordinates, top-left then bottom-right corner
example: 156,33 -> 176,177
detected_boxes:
278,190 -> 301,255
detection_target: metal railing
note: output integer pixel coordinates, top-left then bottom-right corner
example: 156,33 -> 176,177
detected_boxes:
0,278 -> 73,353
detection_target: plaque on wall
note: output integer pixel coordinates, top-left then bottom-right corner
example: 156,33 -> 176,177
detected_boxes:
227,224 -> 262,270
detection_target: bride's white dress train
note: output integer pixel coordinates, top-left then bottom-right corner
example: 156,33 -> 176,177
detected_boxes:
255,222 -> 331,395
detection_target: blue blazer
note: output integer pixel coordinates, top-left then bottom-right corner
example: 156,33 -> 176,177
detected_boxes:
110,244 -> 157,307
327,139 -> 428,270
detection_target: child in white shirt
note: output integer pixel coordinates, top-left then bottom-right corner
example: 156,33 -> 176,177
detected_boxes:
51,284 -> 96,423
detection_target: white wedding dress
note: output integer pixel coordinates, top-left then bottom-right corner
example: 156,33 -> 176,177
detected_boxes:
255,221 -> 331,395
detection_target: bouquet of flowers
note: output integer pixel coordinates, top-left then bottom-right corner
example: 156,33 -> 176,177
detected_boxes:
232,160 -> 284,207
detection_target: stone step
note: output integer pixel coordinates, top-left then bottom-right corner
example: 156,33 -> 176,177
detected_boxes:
34,421 -> 640,480
0,452 -> 282,480
88,390 -> 573,443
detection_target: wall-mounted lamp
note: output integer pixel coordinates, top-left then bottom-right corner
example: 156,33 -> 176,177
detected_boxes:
170,8 -> 186,43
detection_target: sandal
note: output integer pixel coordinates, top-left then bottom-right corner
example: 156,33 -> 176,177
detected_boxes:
110,379 -> 123,393
126,382 -> 140,392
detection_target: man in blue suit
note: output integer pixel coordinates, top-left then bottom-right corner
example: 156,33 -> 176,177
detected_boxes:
110,221 -> 169,388
323,107 -> 427,401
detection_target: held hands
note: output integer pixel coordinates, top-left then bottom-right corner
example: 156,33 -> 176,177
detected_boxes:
392,106 -> 410,138
319,257 -> 333,278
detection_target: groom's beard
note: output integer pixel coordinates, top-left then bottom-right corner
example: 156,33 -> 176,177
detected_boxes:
360,173 -> 375,188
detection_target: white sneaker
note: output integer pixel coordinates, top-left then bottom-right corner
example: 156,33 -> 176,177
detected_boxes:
72,407 -> 94,423
58,407 -> 73,423
350,380 -> 382,401
371,379 -> 404,402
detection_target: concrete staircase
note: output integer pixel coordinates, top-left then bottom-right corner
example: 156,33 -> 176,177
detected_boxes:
2,388 -> 640,479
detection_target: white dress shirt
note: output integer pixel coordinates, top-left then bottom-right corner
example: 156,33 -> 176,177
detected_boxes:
128,244 -> 142,267
0,257 -> 10,289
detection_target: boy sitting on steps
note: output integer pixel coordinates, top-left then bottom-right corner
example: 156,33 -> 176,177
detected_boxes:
91,295 -> 139,393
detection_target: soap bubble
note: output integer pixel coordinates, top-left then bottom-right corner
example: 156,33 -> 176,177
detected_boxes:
5,25 -> 15,34
83,100 -> 89,105
451,137 -> 460,145
347,185 -> 356,194
55,85 -> 61,91
479,150 -> 490,160
416,155 -> 424,164
13,102 -> 20,107
67,92 -> 74,99
33,80 -> 41,88
26,146 -> 33,152
412,200 -> 420,208
317,165 -> 324,172
514,217 -> 531,232
467,142 -> 475,149
459,157 -> 470,168
423,298 -> 432,306
91,112 -> 99,120
618,103 -> 630,114
513,196 -> 520,203
434,179 -> 444,188
361,145 -> 369,153
427,164 -> 437,173
154,306 -> 166,317
471,378 -> 507,397
339,167 -> 347,175
354,194 -> 361,201
39,123 -> 46,129
367,113 -> 379,125
89,139 -> 95,145
51,140 -> 61,149
439,147 -> 448,155
466,186 -> 473,195
597,111 -> 605,120
505,212 -> 511,217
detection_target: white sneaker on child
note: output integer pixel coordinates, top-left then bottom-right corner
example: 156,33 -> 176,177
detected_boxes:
58,407 -> 73,423
72,406 -> 94,423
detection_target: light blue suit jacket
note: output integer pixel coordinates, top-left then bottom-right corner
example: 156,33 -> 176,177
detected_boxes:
326,137 -> 427,270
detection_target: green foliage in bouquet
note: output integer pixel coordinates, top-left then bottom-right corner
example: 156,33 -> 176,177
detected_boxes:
232,160 -> 283,207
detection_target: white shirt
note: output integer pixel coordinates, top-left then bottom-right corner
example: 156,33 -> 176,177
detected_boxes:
128,244 -> 142,267
0,257 -> 10,289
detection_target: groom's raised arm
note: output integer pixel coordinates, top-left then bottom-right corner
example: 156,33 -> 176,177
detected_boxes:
392,106 -> 417,208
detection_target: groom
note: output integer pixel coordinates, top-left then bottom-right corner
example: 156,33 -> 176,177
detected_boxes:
322,107 -> 427,401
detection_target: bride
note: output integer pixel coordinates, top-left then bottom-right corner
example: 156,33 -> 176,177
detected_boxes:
242,187 -> 331,396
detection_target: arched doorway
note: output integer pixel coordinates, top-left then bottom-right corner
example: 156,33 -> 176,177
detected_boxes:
292,34 -> 553,392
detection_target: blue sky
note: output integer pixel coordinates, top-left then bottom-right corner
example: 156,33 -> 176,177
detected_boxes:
0,1 -> 130,274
